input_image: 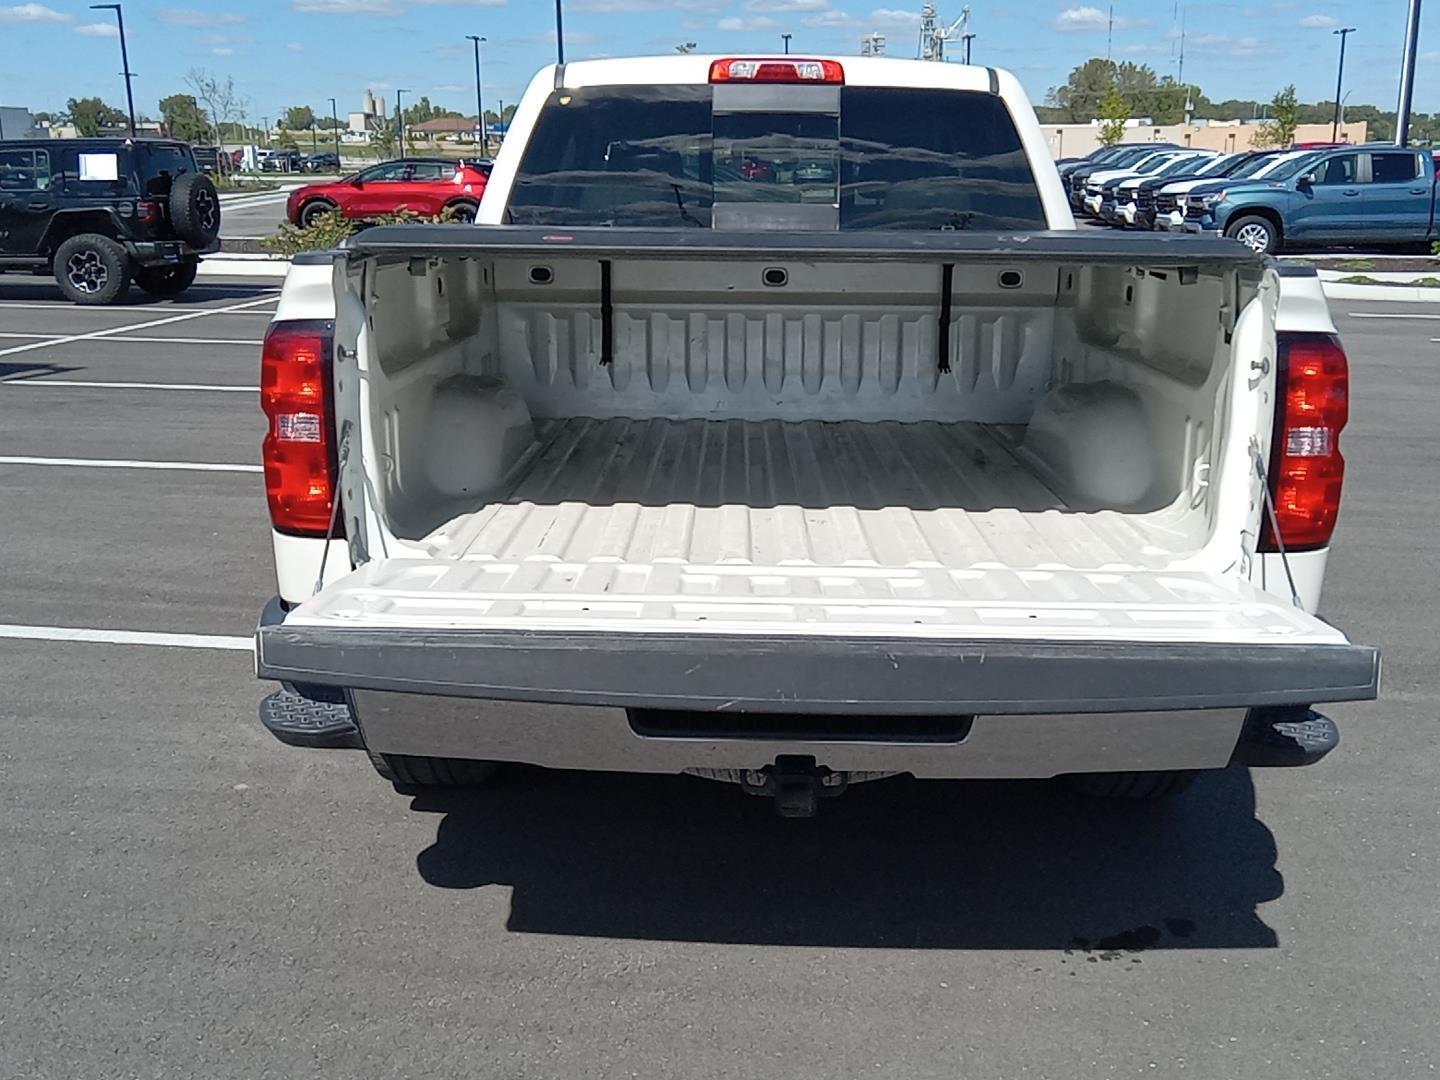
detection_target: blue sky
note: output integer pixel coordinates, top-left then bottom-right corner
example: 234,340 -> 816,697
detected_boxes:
2,1 -> 1437,123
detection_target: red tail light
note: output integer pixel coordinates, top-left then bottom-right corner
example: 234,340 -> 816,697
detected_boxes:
261,320 -> 340,537
137,200 -> 160,224
1260,332 -> 1348,552
709,58 -> 844,84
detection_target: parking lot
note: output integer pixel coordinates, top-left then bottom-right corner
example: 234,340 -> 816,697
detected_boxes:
1,273 -> 1437,1077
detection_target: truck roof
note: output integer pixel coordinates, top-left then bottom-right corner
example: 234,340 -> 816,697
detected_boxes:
548,54 -> 1000,92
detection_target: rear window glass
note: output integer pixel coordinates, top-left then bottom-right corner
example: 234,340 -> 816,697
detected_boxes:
136,144 -> 194,196
506,84 -> 1046,231
1371,152 -> 1420,184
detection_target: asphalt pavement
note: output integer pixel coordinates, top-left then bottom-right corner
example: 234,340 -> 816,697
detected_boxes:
219,183 -> 309,239
0,276 -> 1436,1079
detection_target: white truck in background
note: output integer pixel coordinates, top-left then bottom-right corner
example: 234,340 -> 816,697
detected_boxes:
254,56 -> 1377,816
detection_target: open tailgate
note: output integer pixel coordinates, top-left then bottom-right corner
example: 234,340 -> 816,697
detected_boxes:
257,563 -> 1378,714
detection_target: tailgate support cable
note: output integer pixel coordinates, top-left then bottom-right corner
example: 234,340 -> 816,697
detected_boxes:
937,262 -> 954,373
312,420 -> 352,597
599,259 -> 613,366
1250,439 -> 1303,609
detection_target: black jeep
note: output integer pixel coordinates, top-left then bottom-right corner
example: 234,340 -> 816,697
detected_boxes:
0,138 -> 221,305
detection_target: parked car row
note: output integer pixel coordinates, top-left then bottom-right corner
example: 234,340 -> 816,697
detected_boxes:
1061,141 -> 1439,254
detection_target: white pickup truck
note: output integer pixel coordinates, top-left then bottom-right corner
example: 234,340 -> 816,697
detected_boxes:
254,56 -> 1377,816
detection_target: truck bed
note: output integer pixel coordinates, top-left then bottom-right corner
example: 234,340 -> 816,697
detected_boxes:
425,417 -> 1191,573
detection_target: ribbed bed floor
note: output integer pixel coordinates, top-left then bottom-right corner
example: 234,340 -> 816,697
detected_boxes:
424,418 -> 1188,572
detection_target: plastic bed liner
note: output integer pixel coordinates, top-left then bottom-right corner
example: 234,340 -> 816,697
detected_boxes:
421,417 -> 1189,572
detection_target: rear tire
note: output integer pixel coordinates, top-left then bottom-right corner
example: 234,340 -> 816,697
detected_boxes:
1063,770 -> 1199,801
443,199 -> 478,223
1224,214 -> 1280,255
367,750 -> 499,789
53,233 -> 131,305
299,199 -> 337,228
135,259 -> 199,299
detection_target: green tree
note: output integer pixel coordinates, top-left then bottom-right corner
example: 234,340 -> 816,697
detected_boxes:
276,130 -> 298,150
66,96 -> 127,136
401,96 -> 461,126
1046,58 -> 1118,122
1097,84 -> 1129,146
159,94 -> 211,143
1254,84 -> 1299,148
282,105 -> 315,131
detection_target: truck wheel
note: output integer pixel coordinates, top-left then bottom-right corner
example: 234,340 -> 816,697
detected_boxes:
54,233 -> 132,305
367,750 -> 499,789
1063,770 -> 1199,800
1225,215 -> 1280,255
135,259 -> 199,299
170,171 -> 221,247
299,199 -> 337,228
443,199 -> 478,223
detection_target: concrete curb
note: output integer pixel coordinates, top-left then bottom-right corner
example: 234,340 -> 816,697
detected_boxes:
198,254 -> 290,278
1320,281 -> 1440,302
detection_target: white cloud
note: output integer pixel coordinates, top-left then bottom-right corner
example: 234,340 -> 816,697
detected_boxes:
155,7 -> 246,25
1300,13 -> 1338,27
744,0 -> 827,10
717,14 -> 780,30
571,0 -> 725,10
0,3 -> 70,21
432,83 -> 466,92
411,0 -> 507,5
291,0 -> 403,13
801,8 -> 855,26
287,41 -> 305,51
211,46 -> 234,55
869,7 -> 921,25
1054,5 -> 1142,32
74,20 -> 119,35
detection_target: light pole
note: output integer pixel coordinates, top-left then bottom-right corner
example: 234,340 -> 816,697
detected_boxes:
89,3 -> 136,136
554,0 -> 565,64
466,34 -> 486,152
396,88 -> 410,155
328,96 -> 339,154
1396,0 -> 1423,146
781,33 -> 791,54
1330,26 -> 1356,143
962,31 -> 975,64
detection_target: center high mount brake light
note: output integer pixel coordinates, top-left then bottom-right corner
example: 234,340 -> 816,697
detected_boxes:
709,58 -> 845,84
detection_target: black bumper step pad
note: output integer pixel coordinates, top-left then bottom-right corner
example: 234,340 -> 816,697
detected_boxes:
259,687 -> 362,750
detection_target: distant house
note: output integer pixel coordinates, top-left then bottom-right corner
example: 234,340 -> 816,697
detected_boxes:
410,116 -> 482,142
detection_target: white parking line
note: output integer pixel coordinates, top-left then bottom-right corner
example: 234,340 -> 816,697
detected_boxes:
1,379 -> 257,392
0,623 -> 252,651
0,332 -> 263,346
1347,312 -> 1440,320
0,456 -> 261,472
0,295 -> 280,358
0,298 -> 277,312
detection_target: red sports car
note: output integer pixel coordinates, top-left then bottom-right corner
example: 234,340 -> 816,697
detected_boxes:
286,158 -> 490,227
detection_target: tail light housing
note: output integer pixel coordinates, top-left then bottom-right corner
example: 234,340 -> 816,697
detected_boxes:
137,200 -> 160,224
1260,332 -> 1348,552
261,320 -> 340,537
709,58 -> 844,84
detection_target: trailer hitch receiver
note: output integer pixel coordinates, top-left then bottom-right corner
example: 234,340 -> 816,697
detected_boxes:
740,756 -> 850,818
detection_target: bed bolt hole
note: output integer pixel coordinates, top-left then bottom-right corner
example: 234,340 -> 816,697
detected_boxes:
1125,284 -> 1134,304
762,267 -> 789,288
529,265 -> 554,285
998,269 -> 1024,289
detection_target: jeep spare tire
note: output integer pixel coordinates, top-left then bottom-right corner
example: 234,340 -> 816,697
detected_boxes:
170,171 -> 221,247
